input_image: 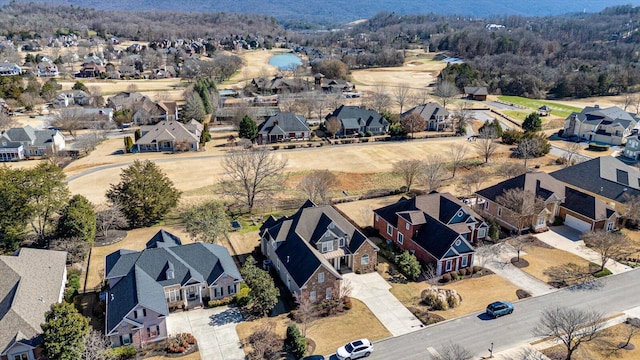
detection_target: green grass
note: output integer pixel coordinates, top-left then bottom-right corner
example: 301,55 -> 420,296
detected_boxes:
501,109 -> 530,122
498,96 -> 582,119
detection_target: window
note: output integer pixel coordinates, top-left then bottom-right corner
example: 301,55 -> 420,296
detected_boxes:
461,256 -> 468,267
310,291 -> 317,303
321,241 -> 334,253
214,287 -> 223,298
165,289 -> 181,303
121,334 -> 132,346
445,260 -> 452,272
457,210 -> 465,217
405,223 -> 410,230
339,237 -> 345,247
607,222 -> 614,231
13,354 -> 28,360
454,239 -> 461,246
538,216 -> 545,226
386,224 -> 393,236
134,308 -> 146,319
398,232 -> 404,244
147,325 -> 160,338
484,201 -> 489,210
497,207 -> 502,217
375,214 -> 379,222
361,254 -> 369,265
318,272 -> 324,283
228,285 -> 236,295
326,287 -> 332,299
477,228 -> 486,238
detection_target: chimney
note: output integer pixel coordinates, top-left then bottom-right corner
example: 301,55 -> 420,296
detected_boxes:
595,104 -> 600,109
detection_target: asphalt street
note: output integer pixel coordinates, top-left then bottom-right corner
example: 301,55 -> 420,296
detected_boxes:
369,268 -> 640,359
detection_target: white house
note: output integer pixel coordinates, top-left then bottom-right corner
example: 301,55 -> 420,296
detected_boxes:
563,105 -> 639,145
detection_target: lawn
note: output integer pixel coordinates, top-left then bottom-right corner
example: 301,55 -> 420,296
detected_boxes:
541,323 -> 640,360
145,353 -> 200,360
498,96 -> 582,119
334,194 -> 405,227
621,228 -> 640,259
235,299 -> 390,357
519,244 -> 593,283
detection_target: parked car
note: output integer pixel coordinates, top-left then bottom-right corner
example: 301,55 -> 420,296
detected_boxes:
486,301 -> 514,318
336,338 -> 373,360
300,356 -> 325,360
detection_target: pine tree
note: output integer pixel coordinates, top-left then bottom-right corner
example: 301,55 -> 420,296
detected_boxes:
183,92 -> 206,122
238,115 -> 258,140
57,194 -> 96,245
42,302 -> 90,360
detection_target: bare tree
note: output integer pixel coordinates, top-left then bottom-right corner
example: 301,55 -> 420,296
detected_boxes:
325,116 -> 341,138
448,143 -> 468,178
298,170 -> 338,204
533,307 -> 606,360
393,159 -> 424,193
509,235 -> 534,262
582,230 -> 634,272
459,169 -> 485,197
0,112 -> 17,131
543,263 -> 592,287
293,293 -> 317,338
82,331 -> 112,360
474,128 -> 499,163
126,83 -> 139,92
422,154 -> 447,193
393,83 -> 411,114
74,133 -> 101,154
220,147 -> 287,212
496,162 -> 527,179
622,93 -> 636,112
431,341 -> 473,360
516,137 -> 539,168
474,243 -> 503,270
452,101 -> 473,134
496,188 -> 546,235
399,113 -> 426,139
562,142 -> 583,167
618,318 -> 640,350
368,84 -> 391,113
433,81 -> 459,109
410,88 -> 431,108
246,321 -> 281,360
94,202 -> 128,239
50,108 -> 85,137
621,193 -> 640,228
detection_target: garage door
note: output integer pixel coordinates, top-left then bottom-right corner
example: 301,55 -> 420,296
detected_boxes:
564,214 -> 592,233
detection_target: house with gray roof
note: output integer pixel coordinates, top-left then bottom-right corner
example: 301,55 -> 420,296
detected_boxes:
402,102 -> 451,131
0,125 -> 65,161
257,112 -> 310,144
563,104 -> 639,145
325,105 -> 389,136
135,120 -> 203,152
464,86 -> 488,101
53,90 -> 93,108
0,62 -> 21,76
0,248 -> 67,360
373,193 -> 486,275
260,201 -> 378,302
104,230 -> 242,349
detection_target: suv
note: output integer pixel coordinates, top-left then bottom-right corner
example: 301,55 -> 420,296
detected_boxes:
486,301 -> 514,318
336,338 -> 373,360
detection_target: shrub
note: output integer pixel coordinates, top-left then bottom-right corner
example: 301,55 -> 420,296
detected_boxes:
208,297 -> 234,308
446,290 -> 461,308
421,288 -> 449,310
557,129 -> 565,137
441,273 -> 451,283
472,265 -> 482,274
343,296 -> 352,310
593,268 -> 612,278
107,345 -> 137,359
397,251 -> 421,280
286,323 -> 306,359
588,143 -> 609,151
458,268 -> 467,277
501,129 -> 524,145
449,271 -> 459,280
64,271 -> 82,302
235,285 -> 251,307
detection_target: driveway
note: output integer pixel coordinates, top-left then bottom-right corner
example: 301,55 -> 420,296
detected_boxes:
534,226 -> 632,274
166,305 -> 245,360
343,272 -> 424,336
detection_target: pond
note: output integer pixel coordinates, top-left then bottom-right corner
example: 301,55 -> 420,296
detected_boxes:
268,53 -> 303,70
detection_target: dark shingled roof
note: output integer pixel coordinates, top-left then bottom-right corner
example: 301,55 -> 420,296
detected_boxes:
146,229 -> 182,249
413,214 -> 465,259
325,105 -> 389,129
258,112 -> 310,136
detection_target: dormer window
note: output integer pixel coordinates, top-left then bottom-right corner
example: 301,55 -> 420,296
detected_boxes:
339,237 -> 345,247
166,261 -> 175,280
321,241 -> 334,253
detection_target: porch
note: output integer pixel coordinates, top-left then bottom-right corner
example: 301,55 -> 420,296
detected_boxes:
323,249 -> 353,273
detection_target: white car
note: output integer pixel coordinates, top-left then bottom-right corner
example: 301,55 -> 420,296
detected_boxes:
336,338 -> 373,360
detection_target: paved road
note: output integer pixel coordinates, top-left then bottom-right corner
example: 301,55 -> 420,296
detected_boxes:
369,268 -> 640,359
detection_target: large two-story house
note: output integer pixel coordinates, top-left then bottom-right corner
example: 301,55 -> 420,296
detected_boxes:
401,102 -> 451,131
256,112 -> 310,144
0,248 -> 67,360
260,201 -> 378,302
325,105 -> 389,136
373,193 -> 487,276
563,105 -> 639,145
475,172 -> 619,234
105,230 -> 242,348
0,125 -> 65,161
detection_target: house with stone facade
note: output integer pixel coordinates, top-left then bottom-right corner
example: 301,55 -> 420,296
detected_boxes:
373,193 -> 487,276
104,230 -> 242,348
260,200 -> 378,302
563,105 -> 639,145
325,105 -> 389,136
401,102 -> 451,131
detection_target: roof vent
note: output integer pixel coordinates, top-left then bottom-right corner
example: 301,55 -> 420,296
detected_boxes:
287,256 -> 290,263
110,294 -> 115,302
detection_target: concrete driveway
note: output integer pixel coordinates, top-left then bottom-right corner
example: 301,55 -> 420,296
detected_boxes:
534,226 -> 632,274
343,272 -> 424,336
166,305 -> 245,360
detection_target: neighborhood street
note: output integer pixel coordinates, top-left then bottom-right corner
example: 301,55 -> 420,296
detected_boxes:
368,268 -> 640,359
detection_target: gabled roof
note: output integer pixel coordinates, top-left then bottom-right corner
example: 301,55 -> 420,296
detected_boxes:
464,86 -> 488,95
567,105 -> 639,129
551,156 -> 640,203
0,249 -> 67,354
413,214 -> 467,259
146,229 -> 182,248
325,105 -> 389,129
3,125 -> 37,143
258,112 -> 310,135
136,121 -> 200,145
402,102 -> 449,121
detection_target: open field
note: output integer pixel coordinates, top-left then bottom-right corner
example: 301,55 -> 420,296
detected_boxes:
235,299 -> 390,356
498,95 -> 583,119
541,323 -> 640,360
520,244 -> 593,283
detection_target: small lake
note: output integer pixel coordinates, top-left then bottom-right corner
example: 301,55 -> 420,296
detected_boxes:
268,53 -> 303,70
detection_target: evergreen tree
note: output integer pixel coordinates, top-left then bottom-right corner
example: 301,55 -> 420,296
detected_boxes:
57,194 -> 96,245
0,167 -> 31,251
106,160 -> 181,228
397,251 -> 421,280
522,112 -> 542,133
134,128 -> 142,141
238,115 -> 258,140
42,302 -> 90,360
181,200 -> 230,243
72,81 -> 89,93
25,163 -> 70,242
241,256 -> 280,316
124,136 -> 134,153
200,122 -> 211,146
183,92 -> 206,122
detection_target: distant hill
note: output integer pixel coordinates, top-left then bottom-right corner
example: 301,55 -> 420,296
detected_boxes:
3,0 -> 640,24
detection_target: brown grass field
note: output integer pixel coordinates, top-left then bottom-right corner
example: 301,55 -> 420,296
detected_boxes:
519,244 -> 593,283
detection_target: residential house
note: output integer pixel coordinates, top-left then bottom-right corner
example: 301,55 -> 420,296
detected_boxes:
325,105 -> 389,136
551,156 -> 640,212
0,62 -> 20,76
624,135 -> 640,160
107,92 -> 146,111
77,62 -> 105,78
0,248 -> 67,360
105,230 -> 242,348
562,105 -> 638,145
474,172 -> 619,234
215,106 -> 280,123
373,193 -> 487,276
251,74 -> 307,94
401,102 -> 451,131
0,125 -> 65,161
53,90 -> 93,107
133,98 -> 178,125
152,66 -> 176,79
313,73 -> 354,93
34,61 -> 58,77
135,120 -> 203,152
260,201 -> 378,301
464,86 -> 488,101
257,112 -> 310,144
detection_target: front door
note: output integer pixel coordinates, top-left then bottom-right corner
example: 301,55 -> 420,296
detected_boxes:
187,285 -> 198,300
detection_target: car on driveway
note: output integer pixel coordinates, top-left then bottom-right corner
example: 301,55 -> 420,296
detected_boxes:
486,301 -> 514,318
300,356 -> 325,360
336,338 -> 373,360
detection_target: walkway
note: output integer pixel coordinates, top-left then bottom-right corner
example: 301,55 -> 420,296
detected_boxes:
343,272 -> 424,336
166,305 -> 245,360
534,226 -> 632,274
475,243 -> 556,296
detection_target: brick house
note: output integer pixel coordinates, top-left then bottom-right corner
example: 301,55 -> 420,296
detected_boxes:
260,200 -> 378,302
474,172 -> 619,234
401,102 -> 451,131
373,193 -> 487,276
105,230 -> 242,348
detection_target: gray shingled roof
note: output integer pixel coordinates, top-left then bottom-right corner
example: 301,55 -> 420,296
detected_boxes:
402,102 -> 449,122
258,112 -> 310,136
326,105 -> 389,129
0,249 -> 67,354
